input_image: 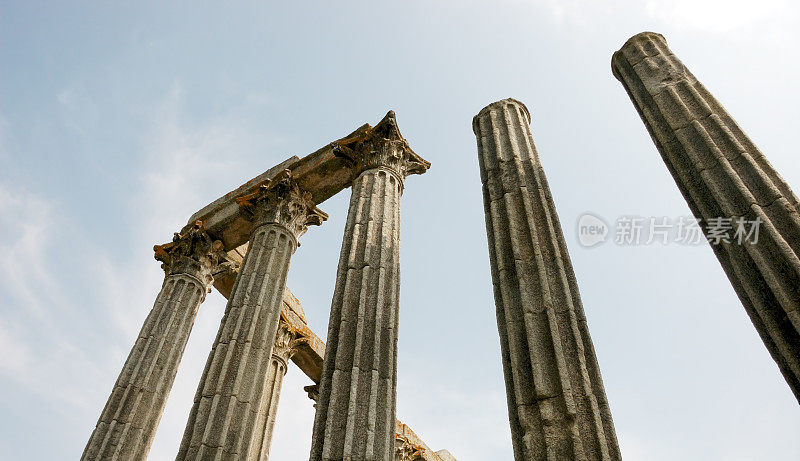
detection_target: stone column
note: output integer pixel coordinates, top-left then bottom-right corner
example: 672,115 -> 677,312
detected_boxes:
612,32 -> 800,401
251,318 -> 297,461
82,222 -> 227,460
177,170 -> 326,460
473,99 -> 621,460
309,111 -> 430,461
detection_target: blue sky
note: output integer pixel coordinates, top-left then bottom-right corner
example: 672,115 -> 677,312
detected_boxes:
1,1 -> 799,459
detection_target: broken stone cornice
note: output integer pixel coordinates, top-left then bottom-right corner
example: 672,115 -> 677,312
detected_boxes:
183,113 -> 422,254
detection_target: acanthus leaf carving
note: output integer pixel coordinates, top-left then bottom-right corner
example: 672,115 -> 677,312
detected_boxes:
395,435 -> 425,461
236,169 -> 328,241
153,220 -> 227,290
332,111 -> 430,183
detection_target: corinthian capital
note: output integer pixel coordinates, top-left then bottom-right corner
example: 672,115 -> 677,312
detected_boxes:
271,317 -> 303,365
236,169 -> 328,241
395,435 -> 424,461
332,111 -> 430,182
153,221 -> 227,288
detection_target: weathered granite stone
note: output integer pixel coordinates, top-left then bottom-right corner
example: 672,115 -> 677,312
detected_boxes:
251,318 -> 298,461
82,222 -> 227,461
473,99 -> 621,460
309,111 -> 430,461
613,32 -> 800,402
394,421 -> 451,461
434,450 -> 457,461
177,170 -> 326,460
81,110 -> 453,460
211,194 -> 452,461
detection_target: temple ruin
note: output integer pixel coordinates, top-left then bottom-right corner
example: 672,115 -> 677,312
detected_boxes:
81,112 -> 452,461
82,31 -> 799,461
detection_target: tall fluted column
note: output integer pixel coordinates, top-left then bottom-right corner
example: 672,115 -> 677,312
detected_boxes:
309,111 -> 430,461
82,222 -> 227,460
251,318 -> 297,460
473,99 -> 621,460
613,32 -> 800,401
178,170 -> 326,460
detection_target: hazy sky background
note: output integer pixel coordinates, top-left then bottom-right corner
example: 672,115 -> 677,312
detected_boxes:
1,1 -> 799,459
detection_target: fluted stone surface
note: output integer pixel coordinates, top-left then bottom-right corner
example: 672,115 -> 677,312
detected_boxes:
613,32 -> 800,401
251,320 -> 296,461
309,111 -> 429,461
473,99 -> 621,460
82,223 -> 226,461
178,171 -> 326,460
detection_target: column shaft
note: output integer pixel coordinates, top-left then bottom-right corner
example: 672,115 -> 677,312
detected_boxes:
309,111 -> 429,461
251,321 -> 294,460
178,172 -> 325,460
82,223 -> 222,460
473,99 -> 621,460
312,168 -> 401,460
84,275 -> 205,460
612,32 -> 800,401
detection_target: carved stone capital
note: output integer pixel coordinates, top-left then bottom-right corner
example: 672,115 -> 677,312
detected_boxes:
332,111 -> 430,184
236,169 -> 328,241
395,436 -> 424,461
272,319 -> 299,365
153,221 -> 226,289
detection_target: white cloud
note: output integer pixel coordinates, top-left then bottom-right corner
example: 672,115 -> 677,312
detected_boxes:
0,185 -> 109,413
57,84 -> 98,136
0,185 -> 56,319
645,0 -> 791,33
0,80 -> 289,457
138,82 -> 233,232
0,322 -> 33,378
499,0 -> 796,39
100,80 -> 277,337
